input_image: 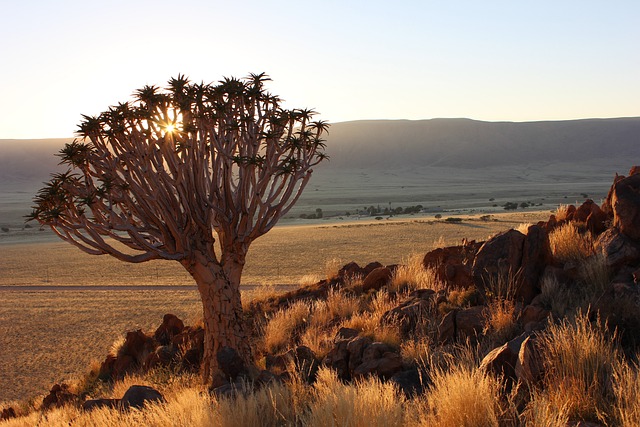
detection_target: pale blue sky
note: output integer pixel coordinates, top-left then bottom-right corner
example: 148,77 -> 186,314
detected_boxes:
1,0 -> 638,138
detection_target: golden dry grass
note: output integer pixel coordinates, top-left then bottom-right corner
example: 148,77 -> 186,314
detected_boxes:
305,367 -> 406,427
0,212 -> 549,287
533,311 -> 619,424
548,222 -> 594,264
414,363 -> 504,427
0,290 -> 202,403
0,211 -> 548,403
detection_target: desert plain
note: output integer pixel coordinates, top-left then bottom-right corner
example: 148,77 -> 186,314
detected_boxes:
0,118 -> 635,403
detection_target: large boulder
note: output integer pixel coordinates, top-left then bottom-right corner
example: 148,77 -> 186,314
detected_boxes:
154,314 -> 185,345
437,306 -> 486,343
473,227 -> 550,304
42,384 -> 77,410
473,229 -> 525,290
381,289 -> 435,336
323,339 -> 351,380
609,171 -> 640,240
479,333 -> 530,381
121,385 -> 165,410
519,225 -> 553,303
423,241 -> 481,289
346,336 -> 373,372
596,227 -> 640,269
361,267 -> 393,292
515,335 -> 544,385
353,342 -> 403,379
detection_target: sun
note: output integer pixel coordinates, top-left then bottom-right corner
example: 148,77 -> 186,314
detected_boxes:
165,123 -> 176,133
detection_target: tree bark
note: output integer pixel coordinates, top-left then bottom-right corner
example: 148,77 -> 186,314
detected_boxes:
181,249 -> 252,385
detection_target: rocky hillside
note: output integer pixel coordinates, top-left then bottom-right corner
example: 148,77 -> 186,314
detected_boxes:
4,166 -> 640,425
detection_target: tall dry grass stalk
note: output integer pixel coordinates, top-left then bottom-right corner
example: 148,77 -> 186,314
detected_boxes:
515,222 -> 533,234
263,300 -> 311,354
304,367 -> 406,427
324,258 -> 343,280
554,204 -> 572,222
536,311 -> 619,424
241,283 -> 279,310
578,252 -> 610,297
341,290 -> 403,347
613,361 -> 640,427
415,363 -> 504,427
484,299 -> 518,344
390,254 -> 441,292
549,222 -> 594,264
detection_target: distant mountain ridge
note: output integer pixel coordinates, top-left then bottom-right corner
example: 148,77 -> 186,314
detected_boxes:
1,117 -> 639,186
322,117 -> 640,170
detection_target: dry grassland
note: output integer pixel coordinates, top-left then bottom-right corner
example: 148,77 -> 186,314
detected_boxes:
0,211 -> 548,403
0,212 -> 548,287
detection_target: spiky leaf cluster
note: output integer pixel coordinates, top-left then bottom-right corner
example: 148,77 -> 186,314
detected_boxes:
30,73 -> 328,263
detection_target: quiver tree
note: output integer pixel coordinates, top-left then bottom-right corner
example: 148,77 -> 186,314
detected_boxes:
29,73 -> 328,383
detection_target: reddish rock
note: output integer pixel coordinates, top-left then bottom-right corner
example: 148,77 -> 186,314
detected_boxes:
596,227 -> 640,269
480,333 -> 529,380
437,309 -> 456,344
456,305 -> 486,341
361,267 -> 392,292
515,335 -> 544,385
1,407 -> 16,420
609,173 -> 640,240
121,385 -> 165,410
518,225 -> 553,304
353,342 -> 403,379
362,261 -> 384,277
437,305 -> 486,344
630,166 -> 640,176
323,339 -> 350,380
633,268 -> 640,284
519,304 -> 549,328
338,262 -> 363,279
381,289 -> 435,336
347,336 -> 373,372
154,314 -> 185,345
473,230 -> 525,291
42,383 -> 77,410
565,204 -> 577,221
423,241 -> 481,289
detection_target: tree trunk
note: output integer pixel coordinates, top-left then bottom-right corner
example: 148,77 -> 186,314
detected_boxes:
181,249 -> 252,385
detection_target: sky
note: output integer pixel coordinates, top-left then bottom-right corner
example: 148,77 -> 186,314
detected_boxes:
0,0 -> 638,139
